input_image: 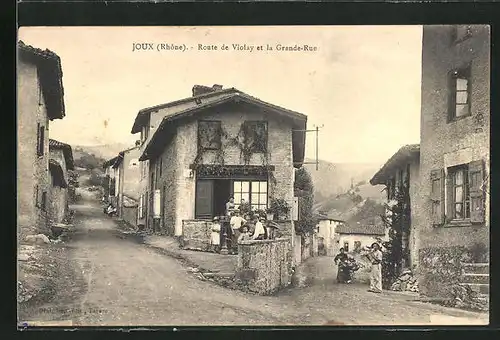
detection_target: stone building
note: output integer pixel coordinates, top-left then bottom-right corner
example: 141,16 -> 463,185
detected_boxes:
315,215 -> 346,256
113,146 -> 141,227
48,139 -> 74,224
137,85 -> 307,240
416,25 -> 490,301
17,41 -> 65,237
102,155 -> 120,205
370,144 -> 420,268
334,224 -> 388,256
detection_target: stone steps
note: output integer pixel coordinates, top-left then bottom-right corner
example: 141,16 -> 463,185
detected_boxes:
461,273 -> 490,285
463,283 -> 490,295
462,262 -> 489,275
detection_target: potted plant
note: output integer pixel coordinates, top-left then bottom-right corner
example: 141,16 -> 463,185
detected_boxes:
268,198 -> 291,220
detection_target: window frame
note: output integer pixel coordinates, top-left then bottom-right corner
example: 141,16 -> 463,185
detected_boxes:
232,179 -> 268,211
243,120 -> 268,153
448,165 -> 471,223
198,120 -> 222,151
448,65 -> 472,122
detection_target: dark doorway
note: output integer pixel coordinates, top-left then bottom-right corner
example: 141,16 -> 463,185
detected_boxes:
214,180 -> 231,216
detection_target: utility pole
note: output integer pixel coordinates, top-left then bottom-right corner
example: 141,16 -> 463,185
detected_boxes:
294,124 -> 323,170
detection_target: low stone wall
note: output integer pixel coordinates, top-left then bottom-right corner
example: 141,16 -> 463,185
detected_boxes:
122,206 -> 137,228
236,238 -> 293,295
181,220 -> 212,252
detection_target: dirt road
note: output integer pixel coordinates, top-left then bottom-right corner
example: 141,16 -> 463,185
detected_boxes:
20,189 -> 489,327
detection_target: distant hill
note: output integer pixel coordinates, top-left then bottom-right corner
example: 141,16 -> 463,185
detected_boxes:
304,158 -> 387,226
73,143 -> 134,161
303,158 -> 384,200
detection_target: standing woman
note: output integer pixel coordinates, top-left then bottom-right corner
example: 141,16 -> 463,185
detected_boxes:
334,248 -> 349,283
367,242 -> 383,293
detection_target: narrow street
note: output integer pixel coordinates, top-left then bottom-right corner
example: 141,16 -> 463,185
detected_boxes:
21,189 -> 488,327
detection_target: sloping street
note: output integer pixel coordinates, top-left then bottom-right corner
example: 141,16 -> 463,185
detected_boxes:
19,189 -> 488,327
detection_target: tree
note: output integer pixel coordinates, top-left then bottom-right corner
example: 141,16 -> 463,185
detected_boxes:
294,167 -> 315,235
68,170 -> 80,202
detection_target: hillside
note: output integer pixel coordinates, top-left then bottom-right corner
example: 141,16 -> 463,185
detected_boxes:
73,143 -> 134,161
303,159 -> 383,200
304,158 -> 387,226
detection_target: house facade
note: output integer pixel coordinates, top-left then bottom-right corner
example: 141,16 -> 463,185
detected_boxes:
102,156 -> 119,205
17,41 -> 65,237
370,144 -> 420,268
48,139 -> 74,224
416,25 -> 490,299
315,215 -> 346,256
138,86 -> 307,237
334,224 -> 388,255
114,146 -> 141,226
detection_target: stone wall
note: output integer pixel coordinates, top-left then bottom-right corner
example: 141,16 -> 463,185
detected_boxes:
236,238 -> 292,295
17,58 -> 51,237
122,206 -> 138,228
181,220 -> 211,252
417,25 -> 490,301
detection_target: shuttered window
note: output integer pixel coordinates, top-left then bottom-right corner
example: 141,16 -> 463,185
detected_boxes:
37,123 -> 45,156
195,180 -> 214,219
430,169 -> 445,226
469,160 -> 485,224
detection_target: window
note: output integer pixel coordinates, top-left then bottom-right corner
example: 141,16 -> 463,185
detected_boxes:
449,165 -> 470,220
198,121 -> 222,150
243,121 -> 268,153
36,123 -> 45,156
343,241 -> 349,252
37,69 -> 43,106
449,67 -> 471,121
233,180 -> 268,211
41,191 -> 47,211
35,185 -> 39,207
431,160 -> 485,226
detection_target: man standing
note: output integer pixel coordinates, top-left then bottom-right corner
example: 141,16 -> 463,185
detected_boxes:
367,242 -> 383,293
252,216 -> 266,240
230,211 -> 246,253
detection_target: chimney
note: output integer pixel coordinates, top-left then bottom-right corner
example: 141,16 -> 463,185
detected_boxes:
192,84 -> 223,97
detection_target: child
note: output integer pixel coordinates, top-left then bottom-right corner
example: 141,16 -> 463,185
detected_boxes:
210,217 -> 221,253
237,226 -> 251,243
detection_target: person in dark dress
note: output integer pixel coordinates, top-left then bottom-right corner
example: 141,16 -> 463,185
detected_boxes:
334,248 -> 350,283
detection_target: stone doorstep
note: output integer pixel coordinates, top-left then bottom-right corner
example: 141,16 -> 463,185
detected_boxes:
462,283 -> 490,295
461,273 -> 490,285
462,263 -> 490,275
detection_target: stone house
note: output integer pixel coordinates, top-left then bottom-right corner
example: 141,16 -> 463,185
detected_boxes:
113,146 -> 141,227
370,144 -> 420,268
334,224 -> 388,256
315,214 -> 346,256
131,85 -> 250,231
137,85 -> 307,242
416,25 -> 490,301
48,139 -> 74,224
17,41 -> 65,237
102,155 -> 120,205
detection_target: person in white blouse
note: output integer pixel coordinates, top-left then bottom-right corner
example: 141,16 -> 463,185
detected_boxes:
252,216 -> 266,240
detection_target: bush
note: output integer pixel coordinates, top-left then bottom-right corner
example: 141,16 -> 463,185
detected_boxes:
294,167 -> 315,235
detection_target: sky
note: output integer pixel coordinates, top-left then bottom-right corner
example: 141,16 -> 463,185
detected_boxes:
19,26 -> 422,164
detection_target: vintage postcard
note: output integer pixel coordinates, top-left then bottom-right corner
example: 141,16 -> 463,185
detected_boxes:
17,25 -> 490,327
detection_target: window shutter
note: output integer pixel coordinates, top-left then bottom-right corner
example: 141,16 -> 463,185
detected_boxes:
448,72 -> 457,121
195,180 -> 214,219
469,160 -> 485,223
430,169 -> 445,226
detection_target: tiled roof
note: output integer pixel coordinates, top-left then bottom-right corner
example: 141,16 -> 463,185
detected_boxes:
370,144 -> 420,185
18,41 -> 65,120
130,86 -> 238,134
315,213 -> 345,222
102,156 -> 120,169
49,139 -> 74,170
336,224 -> 386,236
139,91 -> 307,166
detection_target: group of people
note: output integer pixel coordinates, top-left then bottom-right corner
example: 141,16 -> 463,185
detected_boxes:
334,242 -> 383,294
209,196 -> 274,254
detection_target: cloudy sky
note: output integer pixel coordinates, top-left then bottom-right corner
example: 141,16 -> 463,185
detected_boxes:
19,26 -> 422,164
